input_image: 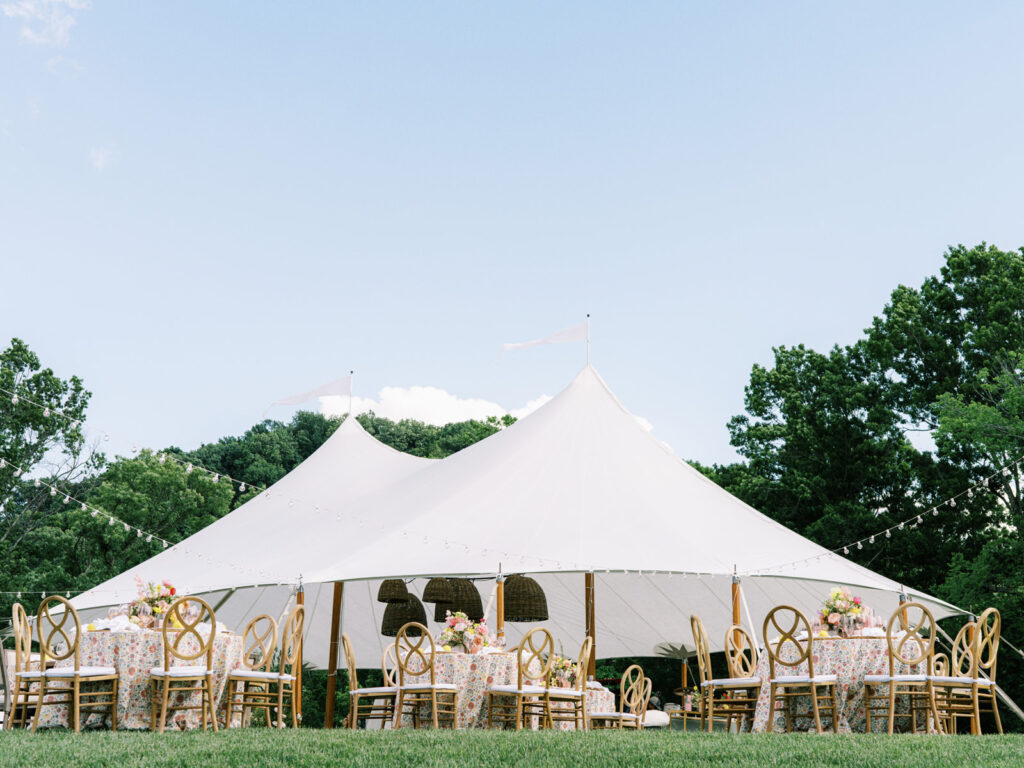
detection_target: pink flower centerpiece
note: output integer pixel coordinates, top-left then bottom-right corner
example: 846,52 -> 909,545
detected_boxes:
437,610 -> 492,653
123,577 -> 178,628
819,587 -> 865,637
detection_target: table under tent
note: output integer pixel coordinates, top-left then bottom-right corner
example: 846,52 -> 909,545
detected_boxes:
72,365 -> 970,724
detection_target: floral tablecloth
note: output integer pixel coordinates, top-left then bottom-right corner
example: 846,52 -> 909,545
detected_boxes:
34,629 -> 244,730
751,637 -> 922,733
397,650 -> 518,729
551,686 -> 615,731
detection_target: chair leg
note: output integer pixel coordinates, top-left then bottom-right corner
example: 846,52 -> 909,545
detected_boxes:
888,684 -> 897,735
766,686 -> 776,734
991,692 -> 1003,735
809,684 -> 824,734
209,676 -> 219,733
30,682 -> 45,733
291,684 -> 298,729
276,682 -> 285,729
831,685 -> 838,733
707,686 -> 715,733
111,679 -> 118,732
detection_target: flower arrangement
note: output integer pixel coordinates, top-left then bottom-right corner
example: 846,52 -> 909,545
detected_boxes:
548,654 -> 581,689
437,610 -> 491,653
125,577 -> 178,628
819,586 -> 863,635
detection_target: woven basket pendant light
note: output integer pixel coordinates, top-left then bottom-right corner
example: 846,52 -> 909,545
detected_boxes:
381,595 -> 427,637
447,578 -> 484,622
503,574 -> 548,622
377,579 -> 410,604
422,577 -> 453,605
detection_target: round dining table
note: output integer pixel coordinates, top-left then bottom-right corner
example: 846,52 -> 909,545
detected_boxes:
34,628 -> 244,730
395,650 -> 615,729
750,635 -> 924,733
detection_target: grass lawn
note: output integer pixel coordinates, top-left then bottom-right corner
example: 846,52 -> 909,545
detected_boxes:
0,730 -> 1022,768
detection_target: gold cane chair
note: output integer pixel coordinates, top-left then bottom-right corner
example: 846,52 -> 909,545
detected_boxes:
928,619 -> 982,734
689,615 -> 762,733
268,604 -> 304,728
546,636 -> 593,731
394,622 -> 458,729
971,608 -> 1003,734
6,603 -> 36,730
31,596 -> 119,732
720,623 -> 762,732
863,601 -> 938,734
149,596 -> 218,733
487,627 -> 553,730
224,614 -> 277,728
589,664 -> 647,730
762,605 -> 839,733
344,633 -> 398,729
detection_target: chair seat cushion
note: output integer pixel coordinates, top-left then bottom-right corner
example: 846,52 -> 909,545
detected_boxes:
488,683 -> 548,695
928,675 -> 992,686
643,710 -> 671,728
591,711 -> 638,720
864,674 -> 927,683
46,666 -> 116,678
228,669 -> 294,682
16,670 -> 42,679
401,682 -> 457,691
702,677 -> 761,688
772,674 -> 837,685
150,666 -> 208,678
351,686 -> 398,696
547,686 -> 583,697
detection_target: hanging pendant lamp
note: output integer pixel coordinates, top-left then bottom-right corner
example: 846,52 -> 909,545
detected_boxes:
447,578 -> 484,622
377,579 -> 410,604
381,594 -> 427,636
503,574 -> 548,622
423,577 -> 454,605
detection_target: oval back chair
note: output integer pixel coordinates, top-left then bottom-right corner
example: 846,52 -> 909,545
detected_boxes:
396,622 -> 437,687
762,605 -> 815,679
886,601 -> 935,675
725,624 -> 758,678
239,614 -> 278,673
690,615 -> 713,685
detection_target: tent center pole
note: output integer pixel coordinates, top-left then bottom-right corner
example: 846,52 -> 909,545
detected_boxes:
496,573 -> 505,643
584,572 -> 596,678
324,581 -> 344,728
731,568 -> 741,647
296,582 -> 304,724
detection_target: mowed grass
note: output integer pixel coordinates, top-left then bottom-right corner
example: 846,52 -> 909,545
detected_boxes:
1,730 -> 1022,768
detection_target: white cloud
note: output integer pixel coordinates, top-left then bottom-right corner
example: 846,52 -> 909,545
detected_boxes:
319,385 -> 658,434
2,0 -> 91,47
88,141 -> 118,171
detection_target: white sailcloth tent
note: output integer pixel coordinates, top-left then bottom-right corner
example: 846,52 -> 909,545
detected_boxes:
71,415 -> 436,667
75,365 -> 961,672
298,365 -> 961,657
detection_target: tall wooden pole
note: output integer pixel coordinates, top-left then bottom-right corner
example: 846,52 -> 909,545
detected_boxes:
584,572 -> 596,678
324,581 -> 345,728
731,568 -> 741,646
495,574 -> 505,643
296,583 -> 305,724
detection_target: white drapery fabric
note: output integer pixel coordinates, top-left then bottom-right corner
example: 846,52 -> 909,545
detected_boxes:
261,373 -> 353,417
499,320 -> 588,356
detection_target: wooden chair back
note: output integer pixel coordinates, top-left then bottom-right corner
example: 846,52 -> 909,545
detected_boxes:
933,652 -> 949,677
976,607 -> 1000,682
574,636 -> 593,693
239,614 -> 277,672
724,624 -> 758,678
762,605 -> 815,678
161,596 -> 216,671
341,633 -> 358,690
885,601 -> 935,675
690,615 -> 712,685
279,606 -> 305,677
36,595 -> 81,670
11,603 -> 33,675
382,642 -> 398,687
618,664 -> 645,716
396,622 -> 436,686
516,627 -> 553,690
950,620 -> 979,679
638,677 -> 652,725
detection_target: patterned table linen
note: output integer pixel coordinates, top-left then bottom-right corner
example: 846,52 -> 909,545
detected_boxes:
551,687 -> 616,730
751,637 -> 923,733
34,629 -> 244,730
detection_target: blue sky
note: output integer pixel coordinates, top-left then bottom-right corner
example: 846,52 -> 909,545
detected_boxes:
2,2 -> 1024,466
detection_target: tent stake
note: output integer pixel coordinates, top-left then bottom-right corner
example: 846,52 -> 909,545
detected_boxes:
324,581 -> 344,728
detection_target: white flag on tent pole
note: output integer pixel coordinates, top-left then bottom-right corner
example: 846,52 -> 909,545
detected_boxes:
500,319 -> 589,358
262,374 -> 353,418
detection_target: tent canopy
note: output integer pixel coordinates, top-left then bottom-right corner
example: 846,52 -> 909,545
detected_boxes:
74,366 -> 961,666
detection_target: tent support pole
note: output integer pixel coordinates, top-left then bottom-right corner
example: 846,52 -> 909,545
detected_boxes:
585,572 -> 596,678
495,573 -> 505,643
324,581 -> 344,729
731,568 -> 741,646
296,583 -> 304,724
